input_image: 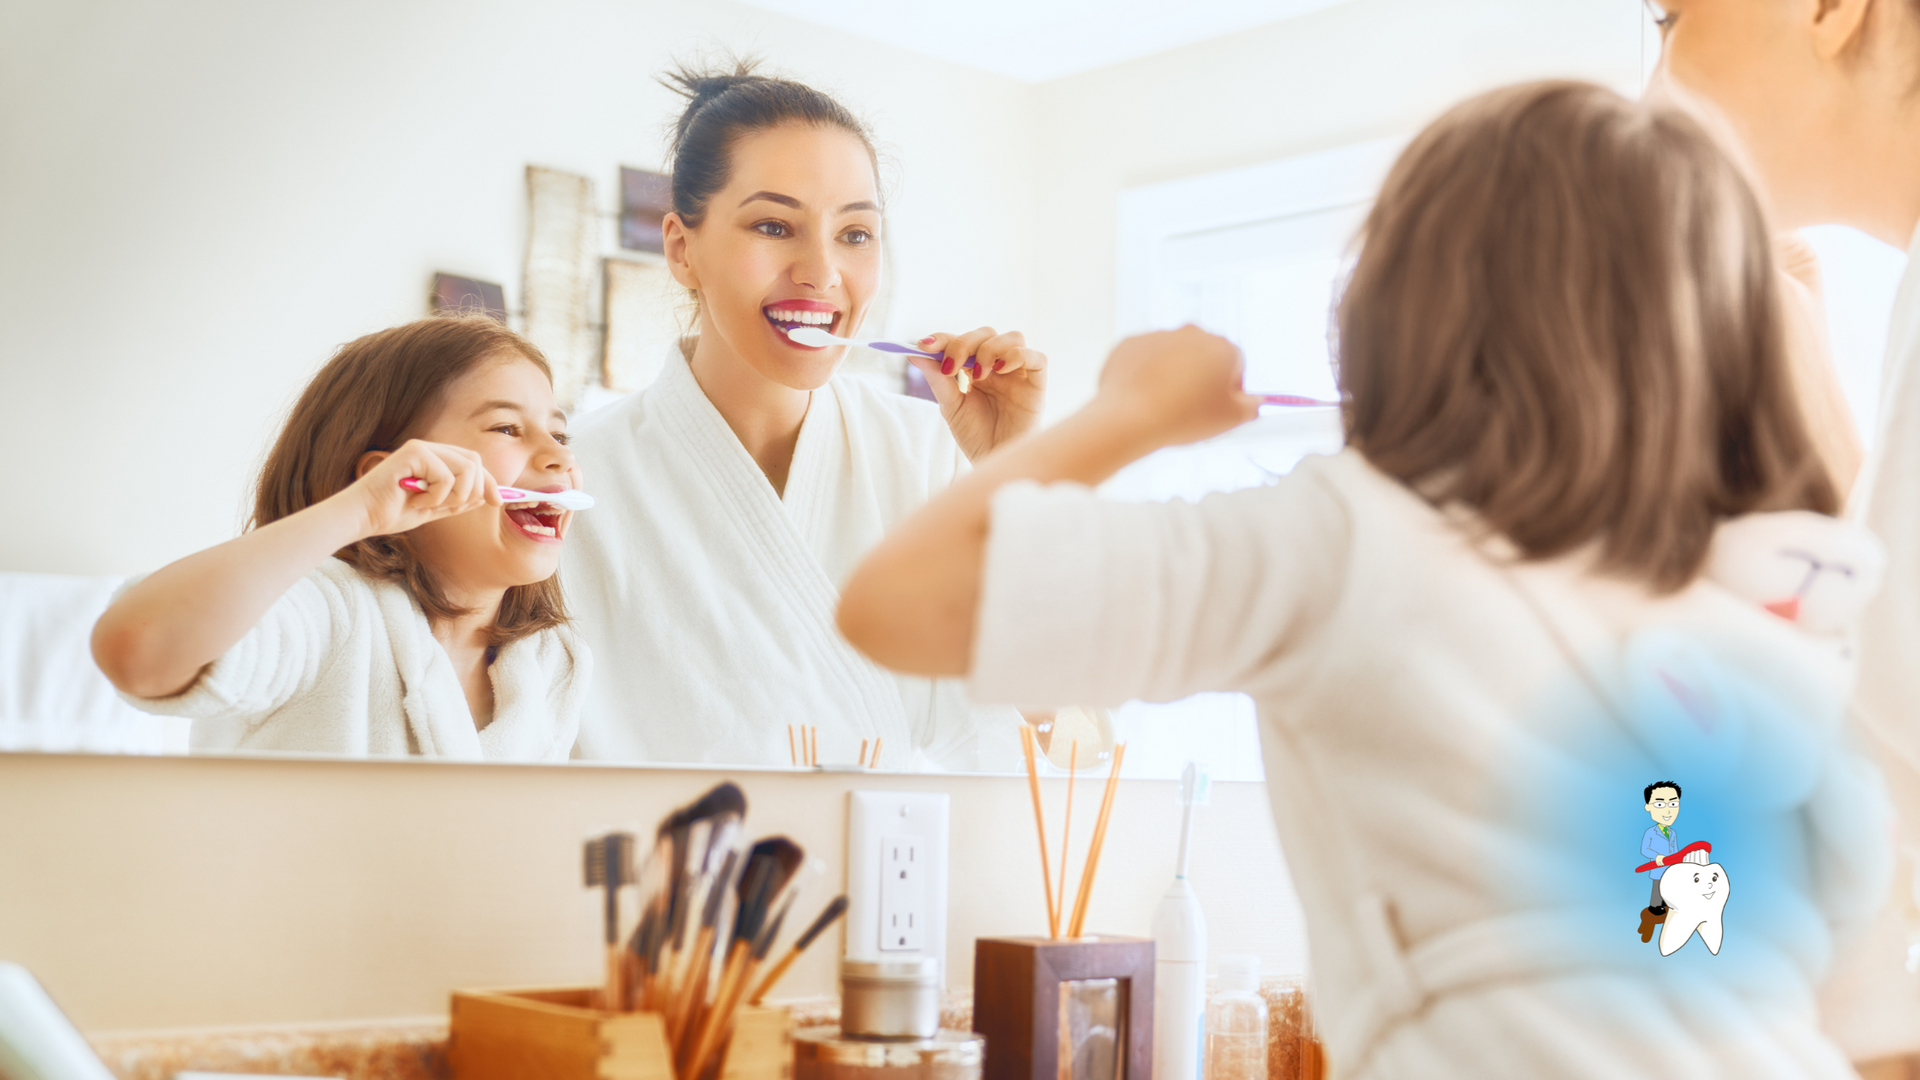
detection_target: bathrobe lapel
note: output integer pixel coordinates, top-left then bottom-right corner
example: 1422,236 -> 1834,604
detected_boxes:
648,355 -> 912,746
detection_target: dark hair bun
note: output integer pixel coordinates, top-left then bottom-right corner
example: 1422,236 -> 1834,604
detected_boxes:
657,55 -> 876,227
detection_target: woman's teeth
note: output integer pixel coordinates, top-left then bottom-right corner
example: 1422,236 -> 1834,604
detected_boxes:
766,308 -> 834,326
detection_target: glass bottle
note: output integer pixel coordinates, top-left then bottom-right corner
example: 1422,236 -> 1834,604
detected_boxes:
1204,954 -> 1266,1080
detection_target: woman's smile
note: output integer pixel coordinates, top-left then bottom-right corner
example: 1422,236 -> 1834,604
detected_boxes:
763,298 -> 842,350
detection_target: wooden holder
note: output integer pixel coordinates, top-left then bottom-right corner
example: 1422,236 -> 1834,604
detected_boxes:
449,986 -> 791,1080
971,937 -> 1153,1080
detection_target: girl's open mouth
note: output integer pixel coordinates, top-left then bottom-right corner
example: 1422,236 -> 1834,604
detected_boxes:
764,303 -> 840,346
503,499 -> 565,542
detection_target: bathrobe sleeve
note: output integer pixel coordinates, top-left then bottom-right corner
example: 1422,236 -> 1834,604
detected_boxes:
968,459 -> 1352,708
117,563 -> 355,728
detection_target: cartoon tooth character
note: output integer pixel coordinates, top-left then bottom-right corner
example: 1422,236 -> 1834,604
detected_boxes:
1658,851 -> 1729,956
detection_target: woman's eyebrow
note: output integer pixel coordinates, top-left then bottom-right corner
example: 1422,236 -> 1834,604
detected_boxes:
739,191 -> 879,215
467,400 -> 529,418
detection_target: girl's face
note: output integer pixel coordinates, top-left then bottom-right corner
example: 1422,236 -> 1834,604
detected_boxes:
402,354 -> 580,593
664,123 -> 882,390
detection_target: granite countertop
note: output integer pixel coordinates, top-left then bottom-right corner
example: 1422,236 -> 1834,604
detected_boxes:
88,979 -> 1324,1080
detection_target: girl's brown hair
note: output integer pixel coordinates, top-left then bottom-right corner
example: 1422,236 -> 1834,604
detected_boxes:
1339,80 -> 1839,593
252,315 -> 568,644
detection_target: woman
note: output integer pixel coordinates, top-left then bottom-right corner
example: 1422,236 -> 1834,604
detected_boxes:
563,63 -> 1043,769
1645,1 -> 1920,1060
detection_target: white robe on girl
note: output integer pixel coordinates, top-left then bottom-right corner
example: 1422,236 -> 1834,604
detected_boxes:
120,557 -> 587,761
564,350 -> 1019,770
971,448 -> 1890,1080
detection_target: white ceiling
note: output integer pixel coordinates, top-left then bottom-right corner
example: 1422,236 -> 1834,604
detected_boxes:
731,0 -> 1362,83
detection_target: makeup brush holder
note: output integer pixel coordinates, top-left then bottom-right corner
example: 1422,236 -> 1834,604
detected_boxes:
971,937 -> 1153,1080
449,987 -> 791,1080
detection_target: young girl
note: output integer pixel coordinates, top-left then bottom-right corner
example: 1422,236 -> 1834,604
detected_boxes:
840,82 -> 1893,1077
564,61 -> 1041,769
93,315 -> 589,761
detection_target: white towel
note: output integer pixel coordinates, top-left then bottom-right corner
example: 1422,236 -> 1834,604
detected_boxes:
564,348 -> 1021,770
119,558 -> 588,762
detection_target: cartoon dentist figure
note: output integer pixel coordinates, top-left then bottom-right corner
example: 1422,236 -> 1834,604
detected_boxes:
1638,781 -> 1683,940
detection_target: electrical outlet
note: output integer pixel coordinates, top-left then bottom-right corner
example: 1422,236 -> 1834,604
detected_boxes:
846,791 -> 949,977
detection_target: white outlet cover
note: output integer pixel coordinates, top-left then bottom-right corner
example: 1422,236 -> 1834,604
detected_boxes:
846,790 -> 950,981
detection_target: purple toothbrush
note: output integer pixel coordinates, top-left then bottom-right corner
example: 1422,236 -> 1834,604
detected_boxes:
785,325 -> 981,392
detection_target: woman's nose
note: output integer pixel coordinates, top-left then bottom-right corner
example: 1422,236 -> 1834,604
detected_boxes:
790,235 -> 841,292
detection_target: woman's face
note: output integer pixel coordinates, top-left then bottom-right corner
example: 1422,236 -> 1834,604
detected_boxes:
402,354 -> 580,593
665,123 -> 882,391
1647,0 -> 1887,230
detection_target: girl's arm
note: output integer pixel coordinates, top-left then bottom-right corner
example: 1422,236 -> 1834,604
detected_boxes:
93,440 -> 499,698
837,326 -> 1257,676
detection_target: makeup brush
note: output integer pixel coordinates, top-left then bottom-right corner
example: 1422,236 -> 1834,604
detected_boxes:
1067,743 -> 1127,938
668,847 -> 739,1049
685,837 -> 805,1080
748,894 -> 848,1005
584,831 -> 637,1012
661,785 -> 747,1013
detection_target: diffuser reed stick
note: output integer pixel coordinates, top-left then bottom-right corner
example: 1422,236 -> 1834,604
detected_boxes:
1056,740 -> 1077,936
1018,725 -> 1060,938
787,726 -> 797,766
1067,743 -> 1126,938
871,738 -> 883,770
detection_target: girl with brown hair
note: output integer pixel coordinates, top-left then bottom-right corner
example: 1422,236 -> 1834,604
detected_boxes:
91,315 -> 590,760
840,82 -> 1891,1076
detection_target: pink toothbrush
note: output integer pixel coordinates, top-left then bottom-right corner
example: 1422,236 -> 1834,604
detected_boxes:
399,477 -> 595,511
1258,394 -> 1338,407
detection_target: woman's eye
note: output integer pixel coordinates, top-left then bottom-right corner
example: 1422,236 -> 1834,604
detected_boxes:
843,228 -> 874,246
754,221 -> 790,238
553,432 -> 571,447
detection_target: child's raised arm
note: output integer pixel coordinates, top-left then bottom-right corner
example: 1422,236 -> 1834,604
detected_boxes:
92,440 -> 501,698
836,326 -> 1258,676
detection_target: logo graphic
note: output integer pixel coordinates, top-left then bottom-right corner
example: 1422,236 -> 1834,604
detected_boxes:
1636,780 -> 1727,955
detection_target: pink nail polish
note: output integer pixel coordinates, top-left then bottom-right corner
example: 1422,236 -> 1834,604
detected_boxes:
992,360 -> 1005,372
918,336 -> 936,347
942,358 -> 954,375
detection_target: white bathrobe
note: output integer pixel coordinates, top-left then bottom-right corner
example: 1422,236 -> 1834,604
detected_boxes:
564,350 -> 1020,770
120,557 -> 587,762
971,449 -> 1891,1080
1824,222 -> 1920,1059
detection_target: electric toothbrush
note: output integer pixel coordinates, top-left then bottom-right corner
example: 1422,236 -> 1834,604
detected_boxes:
1153,762 -> 1211,1080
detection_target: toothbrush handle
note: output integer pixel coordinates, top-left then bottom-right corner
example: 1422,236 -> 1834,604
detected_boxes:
399,477 -> 428,493
1259,394 -> 1338,407
864,341 -> 945,361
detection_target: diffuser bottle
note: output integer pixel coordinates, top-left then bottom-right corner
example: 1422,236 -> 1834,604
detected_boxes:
1204,955 -> 1267,1080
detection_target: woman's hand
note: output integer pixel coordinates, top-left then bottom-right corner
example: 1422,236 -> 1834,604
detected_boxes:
909,327 -> 1047,461
1094,326 -> 1260,450
337,439 -> 502,540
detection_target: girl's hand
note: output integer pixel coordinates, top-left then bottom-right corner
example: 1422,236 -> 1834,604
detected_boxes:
339,439 -> 501,539
1095,326 -> 1260,449
908,327 -> 1048,461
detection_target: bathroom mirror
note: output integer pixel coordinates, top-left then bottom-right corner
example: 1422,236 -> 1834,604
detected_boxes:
0,0 -> 1660,774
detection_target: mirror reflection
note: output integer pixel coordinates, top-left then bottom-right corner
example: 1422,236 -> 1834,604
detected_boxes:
4,1 -> 1895,777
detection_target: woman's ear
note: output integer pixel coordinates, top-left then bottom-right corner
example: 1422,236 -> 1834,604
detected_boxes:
355,450 -> 390,480
1809,0 -> 1873,61
661,212 -> 701,291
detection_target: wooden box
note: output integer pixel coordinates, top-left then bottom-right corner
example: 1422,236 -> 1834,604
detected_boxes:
450,986 -> 791,1080
972,937 -> 1153,1080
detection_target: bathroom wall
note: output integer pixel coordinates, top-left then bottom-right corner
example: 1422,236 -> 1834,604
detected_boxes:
1026,0 -> 1648,414
0,753 -> 1304,1033
0,0 -> 1039,577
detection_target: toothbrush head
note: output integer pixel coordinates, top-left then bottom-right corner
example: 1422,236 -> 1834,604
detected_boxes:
785,325 -> 838,348
1178,762 -> 1212,807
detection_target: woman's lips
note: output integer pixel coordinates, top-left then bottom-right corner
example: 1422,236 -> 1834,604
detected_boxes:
763,302 -> 840,348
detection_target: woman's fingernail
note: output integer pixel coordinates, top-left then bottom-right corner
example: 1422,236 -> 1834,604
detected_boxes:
918,336 -> 936,347
942,357 -> 955,375
993,360 -> 1005,372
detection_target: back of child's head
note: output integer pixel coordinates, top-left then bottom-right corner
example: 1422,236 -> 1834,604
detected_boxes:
1338,80 -> 1838,593
254,315 -> 565,642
